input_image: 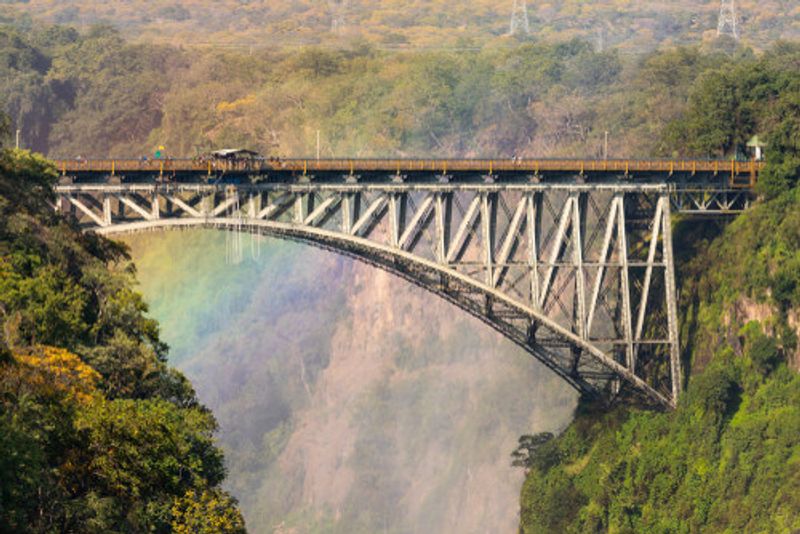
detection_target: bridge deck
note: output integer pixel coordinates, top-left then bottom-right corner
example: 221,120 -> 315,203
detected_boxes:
55,158 -> 762,188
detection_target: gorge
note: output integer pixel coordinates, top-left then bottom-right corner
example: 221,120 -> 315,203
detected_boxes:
124,230 -> 578,532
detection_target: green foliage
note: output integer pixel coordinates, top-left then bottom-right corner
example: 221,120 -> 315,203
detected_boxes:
520,56 -> 800,524
758,87 -> 800,198
511,432 -> 557,471
8,23 -> 794,160
0,20 -> 796,165
741,321 -> 781,377
0,147 -> 244,531
520,190 -> 800,533
171,489 -> 246,534
521,362 -> 800,533
679,186 -> 800,371
662,43 -> 800,196
0,18 -> 796,534
75,398 -> 224,499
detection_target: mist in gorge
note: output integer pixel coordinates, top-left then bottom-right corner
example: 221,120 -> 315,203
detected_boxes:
123,230 -> 577,533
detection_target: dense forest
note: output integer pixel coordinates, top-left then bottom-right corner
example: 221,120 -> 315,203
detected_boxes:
518,51 -> 800,532
0,140 -> 245,530
1,19 -> 799,164
1,0 -> 798,50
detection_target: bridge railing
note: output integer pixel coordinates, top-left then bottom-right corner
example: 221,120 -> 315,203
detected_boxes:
54,158 -> 764,186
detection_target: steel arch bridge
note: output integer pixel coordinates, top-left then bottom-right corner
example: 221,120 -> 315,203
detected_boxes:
53,158 -> 759,408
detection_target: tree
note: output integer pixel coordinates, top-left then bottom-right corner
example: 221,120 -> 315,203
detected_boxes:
664,69 -> 745,157
511,432 -> 557,472
758,90 -> 800,198
171,489 -> 246,534
0,148 -> 243,531
74,398 -> 225,500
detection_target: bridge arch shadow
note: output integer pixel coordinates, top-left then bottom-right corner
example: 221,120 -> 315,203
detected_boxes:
99,217 -> 672,408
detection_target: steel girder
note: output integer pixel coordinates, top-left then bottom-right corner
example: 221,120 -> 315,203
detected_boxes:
55,182 -> 685,408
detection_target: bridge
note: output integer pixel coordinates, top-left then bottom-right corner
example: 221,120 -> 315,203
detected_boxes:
53,158 -> 762,409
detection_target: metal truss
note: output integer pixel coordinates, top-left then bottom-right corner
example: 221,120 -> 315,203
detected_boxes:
509,0 -> 530,35
56,181 -> 689,408
671,187 -> 751,214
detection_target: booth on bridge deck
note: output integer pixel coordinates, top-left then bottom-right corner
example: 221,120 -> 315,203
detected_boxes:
208,148 -> 262,161
747,135 -> 767,161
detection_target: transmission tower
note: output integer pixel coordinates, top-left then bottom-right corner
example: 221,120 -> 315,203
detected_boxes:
509,0 -> 530,36
328,0 -> 348,33
717,0 -> 739,40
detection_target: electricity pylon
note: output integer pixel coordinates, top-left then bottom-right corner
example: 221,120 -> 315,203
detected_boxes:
328,0 -> 347,33
717,0 -> 739,40
509,0 -> 530,36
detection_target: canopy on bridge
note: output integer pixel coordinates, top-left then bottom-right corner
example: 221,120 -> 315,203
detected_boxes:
209,149 -> 262,160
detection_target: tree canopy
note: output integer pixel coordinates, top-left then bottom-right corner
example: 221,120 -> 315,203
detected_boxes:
0,147 -> 245,532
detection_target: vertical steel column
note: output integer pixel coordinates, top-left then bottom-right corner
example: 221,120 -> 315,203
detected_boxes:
342,194 -> 352,234
634,197 -> 665,359
103,195 -> 112,226
435,193 -> 447,265
527,192 -> 540,308
617,194 -> 635,371
294,194 -> 304,224
248,193 -> 262,220
151,192 -> 160,220
661,194 -> 682,405
572,193 -> 587,339
388,194 -> 400,248
481,193 -> 493,286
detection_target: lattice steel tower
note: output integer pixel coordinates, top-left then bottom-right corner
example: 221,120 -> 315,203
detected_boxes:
509,0 -> 530,35
328,0 -> 348,33
717,0 -> 739,40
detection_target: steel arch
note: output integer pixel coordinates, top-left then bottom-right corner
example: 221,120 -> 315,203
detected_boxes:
55,181 -> 687,408
94,217 -> 673,407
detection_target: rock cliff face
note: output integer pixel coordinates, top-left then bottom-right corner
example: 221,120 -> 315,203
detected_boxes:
124,230 -> 577,533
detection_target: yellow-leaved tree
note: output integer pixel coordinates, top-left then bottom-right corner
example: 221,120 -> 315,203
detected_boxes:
9,345 -> 100,405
